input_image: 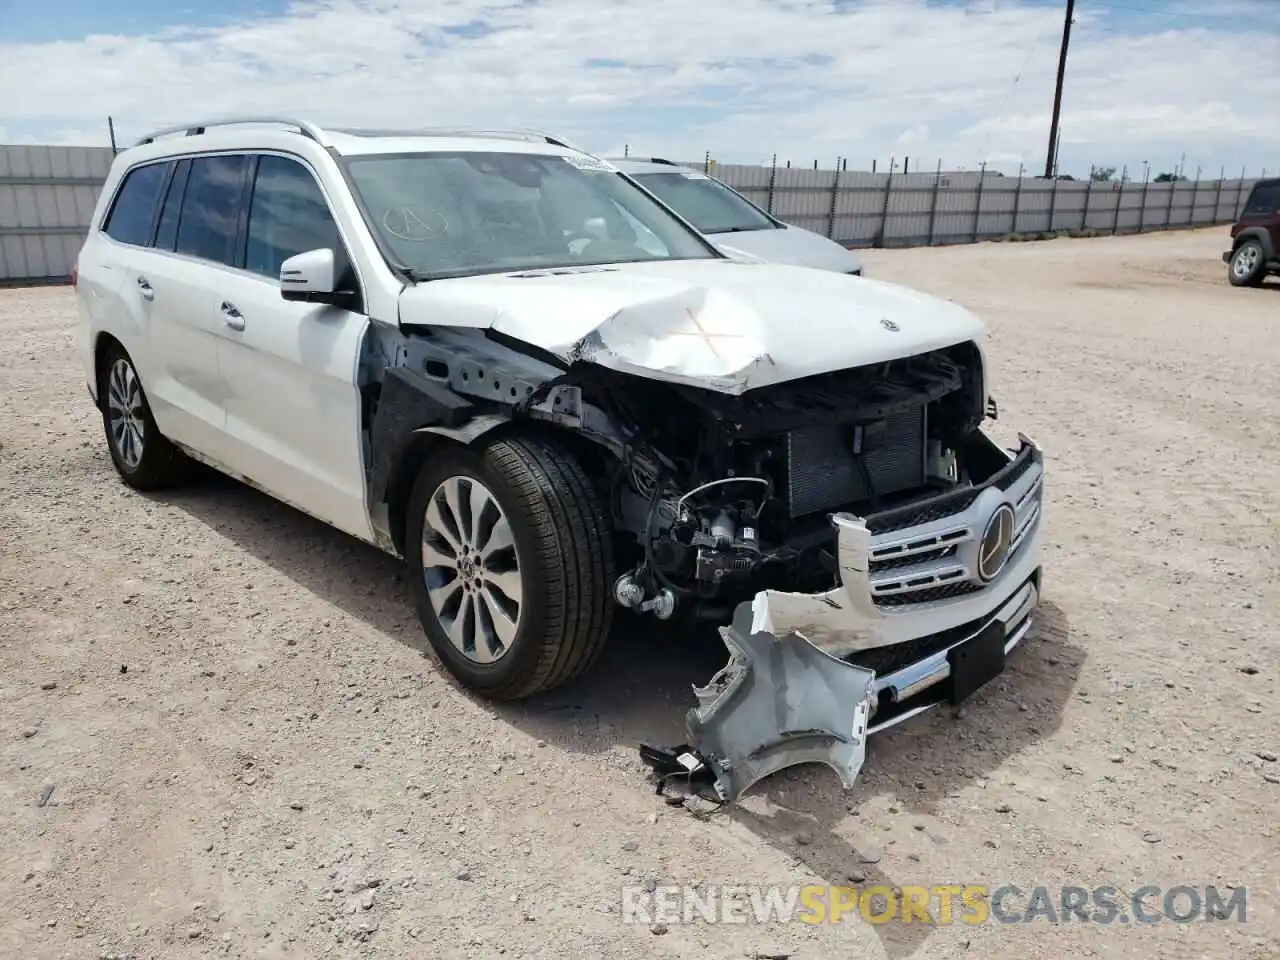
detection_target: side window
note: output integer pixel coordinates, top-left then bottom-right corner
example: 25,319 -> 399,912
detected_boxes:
1243,183 -> 1279,216
154,159 -> 191,252
245,155 -> 343,279
102,162 -> 169,247
175,154 -> 248,265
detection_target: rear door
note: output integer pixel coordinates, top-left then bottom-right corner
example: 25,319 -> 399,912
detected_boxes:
85,157 -> 235,460
212,152 -> 374,542
141,153 -> 250,458
77,159 -> 170,397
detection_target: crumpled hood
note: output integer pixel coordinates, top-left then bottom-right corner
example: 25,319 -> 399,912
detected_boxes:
710,223 -> 865,274
396,259 -> 986,395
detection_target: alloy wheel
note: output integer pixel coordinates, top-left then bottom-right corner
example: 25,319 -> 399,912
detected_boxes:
420,475 -> 524,664
106,357 -> 145,469
1233,245 -> 1260,279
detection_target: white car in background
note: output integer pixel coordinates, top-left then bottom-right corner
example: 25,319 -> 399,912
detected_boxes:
608,156 -> 865,275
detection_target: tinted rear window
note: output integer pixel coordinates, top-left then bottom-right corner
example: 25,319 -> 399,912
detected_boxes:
102,162 -> 169,246
1243,182 -> 1280,216
175,154 -> 248,265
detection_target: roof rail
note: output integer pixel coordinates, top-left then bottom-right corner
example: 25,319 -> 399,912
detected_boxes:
133,118 -> 591,155
325,126 -> 584,152
606,156 -> 683,167
135,116 -> 325,146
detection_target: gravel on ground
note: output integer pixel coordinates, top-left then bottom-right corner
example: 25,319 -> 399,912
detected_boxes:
1,226 -> 1277,958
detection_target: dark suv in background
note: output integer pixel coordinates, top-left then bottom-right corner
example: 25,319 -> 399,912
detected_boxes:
1225,177 -> 1280,287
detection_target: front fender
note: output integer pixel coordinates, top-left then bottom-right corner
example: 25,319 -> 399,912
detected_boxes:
367,366 -> 485,549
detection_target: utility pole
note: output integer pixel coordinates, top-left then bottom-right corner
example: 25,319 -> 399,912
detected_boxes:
1044,0 -> 1075,179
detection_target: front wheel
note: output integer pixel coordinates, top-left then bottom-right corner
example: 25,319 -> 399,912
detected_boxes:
405,435 -> 615,700
1228,239 -> 1266,287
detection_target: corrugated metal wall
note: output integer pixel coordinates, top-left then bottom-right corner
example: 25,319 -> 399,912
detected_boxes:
0,142 -> 1260,283
0,145 -> 115,283
713,164 -> 1259,249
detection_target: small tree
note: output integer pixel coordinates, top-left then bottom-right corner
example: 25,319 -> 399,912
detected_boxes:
1090,166 -> 1117,182
1153,171 -> 1186,183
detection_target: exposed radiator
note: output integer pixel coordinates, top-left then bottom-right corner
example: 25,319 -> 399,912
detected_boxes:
785,407 -> 927,518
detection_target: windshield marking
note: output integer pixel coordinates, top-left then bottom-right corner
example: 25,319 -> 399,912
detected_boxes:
382,207 -> 449,241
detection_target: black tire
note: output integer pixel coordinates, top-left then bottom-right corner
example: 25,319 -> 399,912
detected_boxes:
97,343 -> 198,490
404,434 -> 615,700
1228,239 -> 1267,287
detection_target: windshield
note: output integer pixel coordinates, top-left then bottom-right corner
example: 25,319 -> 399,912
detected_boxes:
344,151 -> 718,279
631,171 -> 778,234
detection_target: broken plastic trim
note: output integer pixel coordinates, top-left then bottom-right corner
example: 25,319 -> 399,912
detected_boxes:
653,602 -> 876,805
638,435 -> 1043,803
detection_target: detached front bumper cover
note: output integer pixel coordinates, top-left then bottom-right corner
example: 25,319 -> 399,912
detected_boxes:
640,602 -> 876,805
640,434 -> 1044,805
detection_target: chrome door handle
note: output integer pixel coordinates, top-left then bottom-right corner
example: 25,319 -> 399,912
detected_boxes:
220,301 -> 245,331
136,276 -> 154,301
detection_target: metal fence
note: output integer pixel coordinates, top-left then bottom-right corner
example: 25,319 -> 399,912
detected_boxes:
698,161 -> 1261,249
0,145 -> 115,284
0,142 -> 1262,284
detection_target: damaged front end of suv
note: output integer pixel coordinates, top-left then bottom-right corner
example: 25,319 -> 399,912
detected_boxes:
372,263 -> 1044,805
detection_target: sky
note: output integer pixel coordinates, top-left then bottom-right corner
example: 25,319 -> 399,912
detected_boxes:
1,0 -> 1277,178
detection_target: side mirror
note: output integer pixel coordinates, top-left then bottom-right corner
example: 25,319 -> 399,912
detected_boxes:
280,248 -> 339,304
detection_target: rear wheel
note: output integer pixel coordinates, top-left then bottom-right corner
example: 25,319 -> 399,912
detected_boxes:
405,435 -> 615,700
98,344 -> 197,490
1228,239 -> 1266,287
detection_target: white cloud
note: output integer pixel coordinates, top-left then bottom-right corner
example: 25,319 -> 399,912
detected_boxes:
1,0 -> 1277,176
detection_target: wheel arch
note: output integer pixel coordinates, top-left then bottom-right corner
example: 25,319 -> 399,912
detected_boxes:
1232,227 -> 1275,260
370,364 -> 624,557
92,331 -> 128,406
384,418 -> 506,556
382,415 -> 616,557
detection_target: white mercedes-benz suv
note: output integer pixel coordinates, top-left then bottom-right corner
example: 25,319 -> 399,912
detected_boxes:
75,118 -> 1044,802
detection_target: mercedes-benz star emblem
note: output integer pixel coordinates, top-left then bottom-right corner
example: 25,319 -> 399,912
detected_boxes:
977,503 -> 1016,582
880,317 -> 900,332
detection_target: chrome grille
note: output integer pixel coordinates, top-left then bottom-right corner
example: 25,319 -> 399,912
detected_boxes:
872,543 -> 957,572
875,582 -> 984,606
866,443 -> 1043,607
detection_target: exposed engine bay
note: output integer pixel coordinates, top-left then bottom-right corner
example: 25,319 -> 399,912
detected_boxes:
581,341 -> 989,623
381,328 -> 992,623
375,325 -> 1038,806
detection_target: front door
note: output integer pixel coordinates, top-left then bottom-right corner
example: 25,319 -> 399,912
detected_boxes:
212,152 -> 374,543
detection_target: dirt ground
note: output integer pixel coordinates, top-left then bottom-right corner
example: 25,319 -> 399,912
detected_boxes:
2,226 -> 1277,959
